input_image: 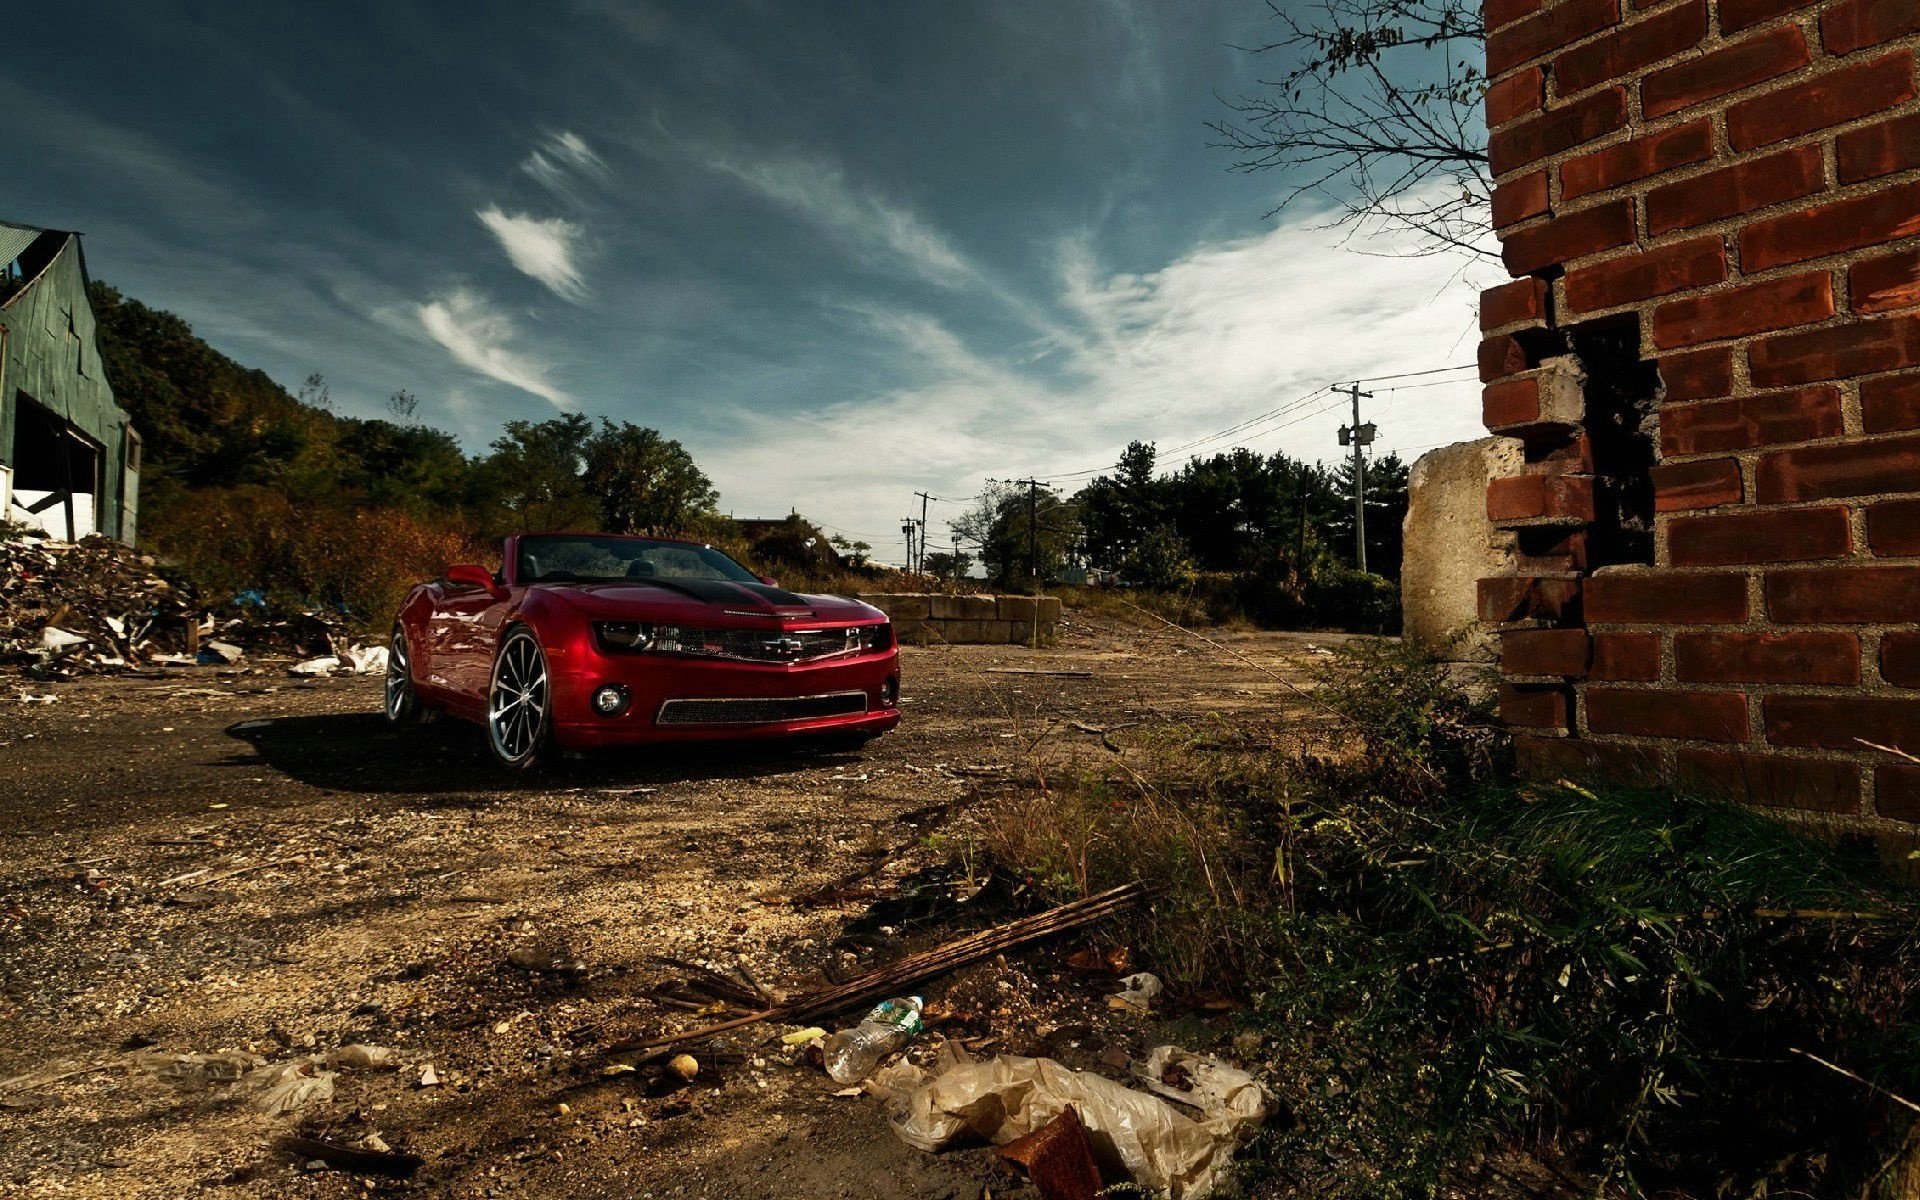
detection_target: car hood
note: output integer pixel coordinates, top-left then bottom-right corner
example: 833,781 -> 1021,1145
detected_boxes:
533,579 -> 882,624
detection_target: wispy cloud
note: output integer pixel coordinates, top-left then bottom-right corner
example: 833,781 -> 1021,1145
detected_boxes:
416,289 -> 571,409
477,206 -> 587,299
521,130 -> 608,196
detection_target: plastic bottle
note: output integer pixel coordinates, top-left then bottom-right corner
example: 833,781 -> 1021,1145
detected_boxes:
822,996 -> 925,1083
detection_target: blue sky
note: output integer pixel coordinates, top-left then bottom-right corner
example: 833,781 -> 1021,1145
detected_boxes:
7,0 -> 1495,561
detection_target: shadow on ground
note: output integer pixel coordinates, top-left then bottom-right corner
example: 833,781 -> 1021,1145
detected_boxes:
222,713 -> 861,795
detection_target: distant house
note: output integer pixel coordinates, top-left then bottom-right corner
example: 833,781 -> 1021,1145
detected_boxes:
0,220 -> 139,543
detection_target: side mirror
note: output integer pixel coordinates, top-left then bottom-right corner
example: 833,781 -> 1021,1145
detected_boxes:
759,574 -> 779,587
447,563 -> 503,596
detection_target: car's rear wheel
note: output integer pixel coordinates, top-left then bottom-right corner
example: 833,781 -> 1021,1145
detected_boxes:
487,626 -> 552,771
385,624 -> 434,727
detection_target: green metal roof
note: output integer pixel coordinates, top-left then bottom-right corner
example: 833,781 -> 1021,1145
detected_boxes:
0,221 -> 45,265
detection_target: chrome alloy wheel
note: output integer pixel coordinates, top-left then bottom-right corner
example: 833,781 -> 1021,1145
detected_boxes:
385,627 -> 412,721
488,629 -> 550,767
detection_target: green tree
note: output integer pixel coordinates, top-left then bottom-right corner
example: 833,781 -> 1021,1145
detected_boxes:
469,414 -> 597,534
953,482 -> 1078,589
581,419 -> 719,536
922,550 -> 973,582
1328,452 -> 1411,579
1076,440 -> 1164,572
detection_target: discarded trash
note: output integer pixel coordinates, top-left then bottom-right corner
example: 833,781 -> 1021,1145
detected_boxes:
327,1044 -> 396,1070
288,655 -> 341,677
507,943 -> 587,974
341,644 -> 389,675
888,1048 -> 1267,1200
247,1059 -> 336,1116
417,1064 -> 440,1088
997,1105 -> 1104,1200
781,1026 -> 828,1046
134,1049 -> 268,1086
823,996 -> 925,1084
38,626 -> 88,652
667,1053 -> 701,1081
278,1134 -> 423,1178
1065,945 -> 1132,975
198,640 -> 244,665
1107,972 -> 1164,1014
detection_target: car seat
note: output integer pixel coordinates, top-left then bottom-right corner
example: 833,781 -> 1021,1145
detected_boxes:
624,558 -> 658,579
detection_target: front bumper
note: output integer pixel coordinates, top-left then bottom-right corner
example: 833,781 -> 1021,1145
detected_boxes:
547,642 -> 901,748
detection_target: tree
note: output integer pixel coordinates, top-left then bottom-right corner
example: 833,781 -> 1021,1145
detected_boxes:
1328,451 -> 1411,578
581,419 -> 719,536
953,482 -> 1079,588
830,534 -> 874,567
469,414 -> 597,534
922,550 -> 973,582
1210,0 -> 1489,259
1076,441 -> 1165,572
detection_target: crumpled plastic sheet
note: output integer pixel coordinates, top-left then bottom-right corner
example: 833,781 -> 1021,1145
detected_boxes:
133,1043 -> 396,1116
886,1046 -> 1267,1199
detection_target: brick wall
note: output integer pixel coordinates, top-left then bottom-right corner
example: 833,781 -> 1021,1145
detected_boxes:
1479,0 -> 1920,826
856,594 -> 1062,645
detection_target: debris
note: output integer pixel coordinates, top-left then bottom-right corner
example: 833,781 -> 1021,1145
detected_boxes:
341,643 -> 389,674
417,1064 -> 440,1088
508,943 -> 588,975
1106,972 -> 1164,1014
278,1135 -> 423,1178
38,626 -> 88,652
996,1106 -> 1104,1200
611,883 -> 1144,1054
246,1059 -> 336,1116
667,1054 -> 701,1081
1065,945 -> 1132,975
133,1049 -> 268,1086
823,996 -> 925,1084
287,655 -> 341,677
781,1027 -> 828,1046
984,668 -> 1094,678
327,1044 -> 396,1071
198,640 -> 244,665
889,1048 -> 1267,1200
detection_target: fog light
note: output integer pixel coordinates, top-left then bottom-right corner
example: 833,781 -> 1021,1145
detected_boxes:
881,676 -> 899,707
592,684 -> 631,716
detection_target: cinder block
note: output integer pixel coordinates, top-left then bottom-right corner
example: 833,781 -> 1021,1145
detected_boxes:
892,618 -> 929,645
996,595 -> 1039,620
941,619 -> 987,643
865,594 -> 932,620
959,594 -> 998,620
1034,597 -> 1062,622
929,595 -> 972,620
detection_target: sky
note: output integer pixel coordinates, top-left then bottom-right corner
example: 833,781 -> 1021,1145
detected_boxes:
5,0 -> 1497,563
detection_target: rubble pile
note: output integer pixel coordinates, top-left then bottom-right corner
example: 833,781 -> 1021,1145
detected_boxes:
0,527 -> 369,679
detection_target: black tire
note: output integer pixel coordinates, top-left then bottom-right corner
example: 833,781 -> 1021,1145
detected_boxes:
384,624 -> 435,727
486,626 -> 553,771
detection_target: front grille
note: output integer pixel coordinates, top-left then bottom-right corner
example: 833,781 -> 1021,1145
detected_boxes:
656,691 -> 870,726
657,627 -> 867,664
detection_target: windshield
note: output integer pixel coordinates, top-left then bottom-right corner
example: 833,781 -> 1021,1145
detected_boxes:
516,536 -> 761,585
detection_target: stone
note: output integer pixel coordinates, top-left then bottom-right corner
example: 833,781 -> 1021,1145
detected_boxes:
1402,437 -> 1524,661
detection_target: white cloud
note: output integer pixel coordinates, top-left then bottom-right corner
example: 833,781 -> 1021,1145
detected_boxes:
521,130 -> 607,195
693,198 -> 1500,564
477,206 -> 587,299
416,289 -> 571,409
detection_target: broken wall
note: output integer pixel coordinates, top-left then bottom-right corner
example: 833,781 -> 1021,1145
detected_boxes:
1479,0 -> 1920,827
1402,437 -> 1525,661
858,594 -> 1062,645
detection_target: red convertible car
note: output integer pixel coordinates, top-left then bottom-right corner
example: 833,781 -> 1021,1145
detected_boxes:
387,533 -> 900,769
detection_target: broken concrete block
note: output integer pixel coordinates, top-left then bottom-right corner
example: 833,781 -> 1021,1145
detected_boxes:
1403,437 -> 1524,662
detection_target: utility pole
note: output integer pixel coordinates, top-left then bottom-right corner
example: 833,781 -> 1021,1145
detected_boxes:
1294,469 -> 1310,584
901,519 -> 917,573
1336,382 -> 1376,574
912,491 -> 932,573
1008,477 -> 1046,588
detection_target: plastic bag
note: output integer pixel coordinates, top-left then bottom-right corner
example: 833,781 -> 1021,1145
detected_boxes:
888,1047 -> 1266,1199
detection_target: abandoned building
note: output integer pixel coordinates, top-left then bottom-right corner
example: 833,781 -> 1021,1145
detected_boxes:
0,219 -> 139,543
1475,0 -> 1920,826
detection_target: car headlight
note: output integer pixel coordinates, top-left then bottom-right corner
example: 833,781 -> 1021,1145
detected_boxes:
595,621 -> 653,651
863,623 -> 894,652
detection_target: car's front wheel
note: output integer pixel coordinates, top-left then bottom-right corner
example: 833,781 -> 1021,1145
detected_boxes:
487,626 -> 552,771
385,624 -> 434,727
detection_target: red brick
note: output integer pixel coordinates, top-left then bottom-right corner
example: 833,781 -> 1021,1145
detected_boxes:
1652,457 -> 1742,510
1642,25 -> 1810,119
1484,376 -> 1544,429
1515,528 -> 1594,572
1824,0 -> 1920,55
1562,120 -> 1712,202
1486,0 -> 1546,33
1565,236 -> 1724,314
1482,278 -> 1549,330
1486,67 -> 1546,128
1488,472 -> 1597,522
1863,373 -> 1920,433
1866,497 -> 1920,554
1667,505 -> 1851,565
1514,735 -> 1665,785
1493,171 -> 1551,230
1837,111 -> 1920,183
1586,570 -> 1748,623
1658,347 -> 1734,400
1591,631 -> 1661,680
1873,764 -> 1920,821
1501,682 -> 1572,729
1749,314 -> 1920,387
1660,386 -> 1844,456
1766,564 -> 1920,622
1674,630 -> 1860,683
1587,687 -> 1748,741
1479,333 -> 1532,382
1755,431 -> 1920,502
1719,0 -> 1817,34
1852,248 -> 1920,316
1766,694 -> 1920,753
1881,630 -> 1920,686
1489,88 -> 1629,174
1488,0 -> 1621,76
1501,199 -> 1636,276
1743,179 -> 1920,272
1645,145 -> 1825,237
1554,0 -> 1706,94
1478,574 -> 1583,623
1728,51 -> 1917,151
1673,749 -> 1861,812
1502,628 -> 1592,676
1651,272 -> 1835,350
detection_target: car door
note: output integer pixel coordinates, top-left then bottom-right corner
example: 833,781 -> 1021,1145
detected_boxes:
428,580 -> 501,712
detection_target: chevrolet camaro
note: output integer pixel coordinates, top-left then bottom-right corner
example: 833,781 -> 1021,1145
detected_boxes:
387,532 -> 901,769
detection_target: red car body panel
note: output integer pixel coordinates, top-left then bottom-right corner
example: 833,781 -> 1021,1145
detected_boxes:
395,533 -> 900,749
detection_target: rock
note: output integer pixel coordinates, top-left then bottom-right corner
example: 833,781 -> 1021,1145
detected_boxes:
1401,437 -> 1523,663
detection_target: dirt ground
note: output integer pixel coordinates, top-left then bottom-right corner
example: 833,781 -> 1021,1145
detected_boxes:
0,615 -> 1351,1199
